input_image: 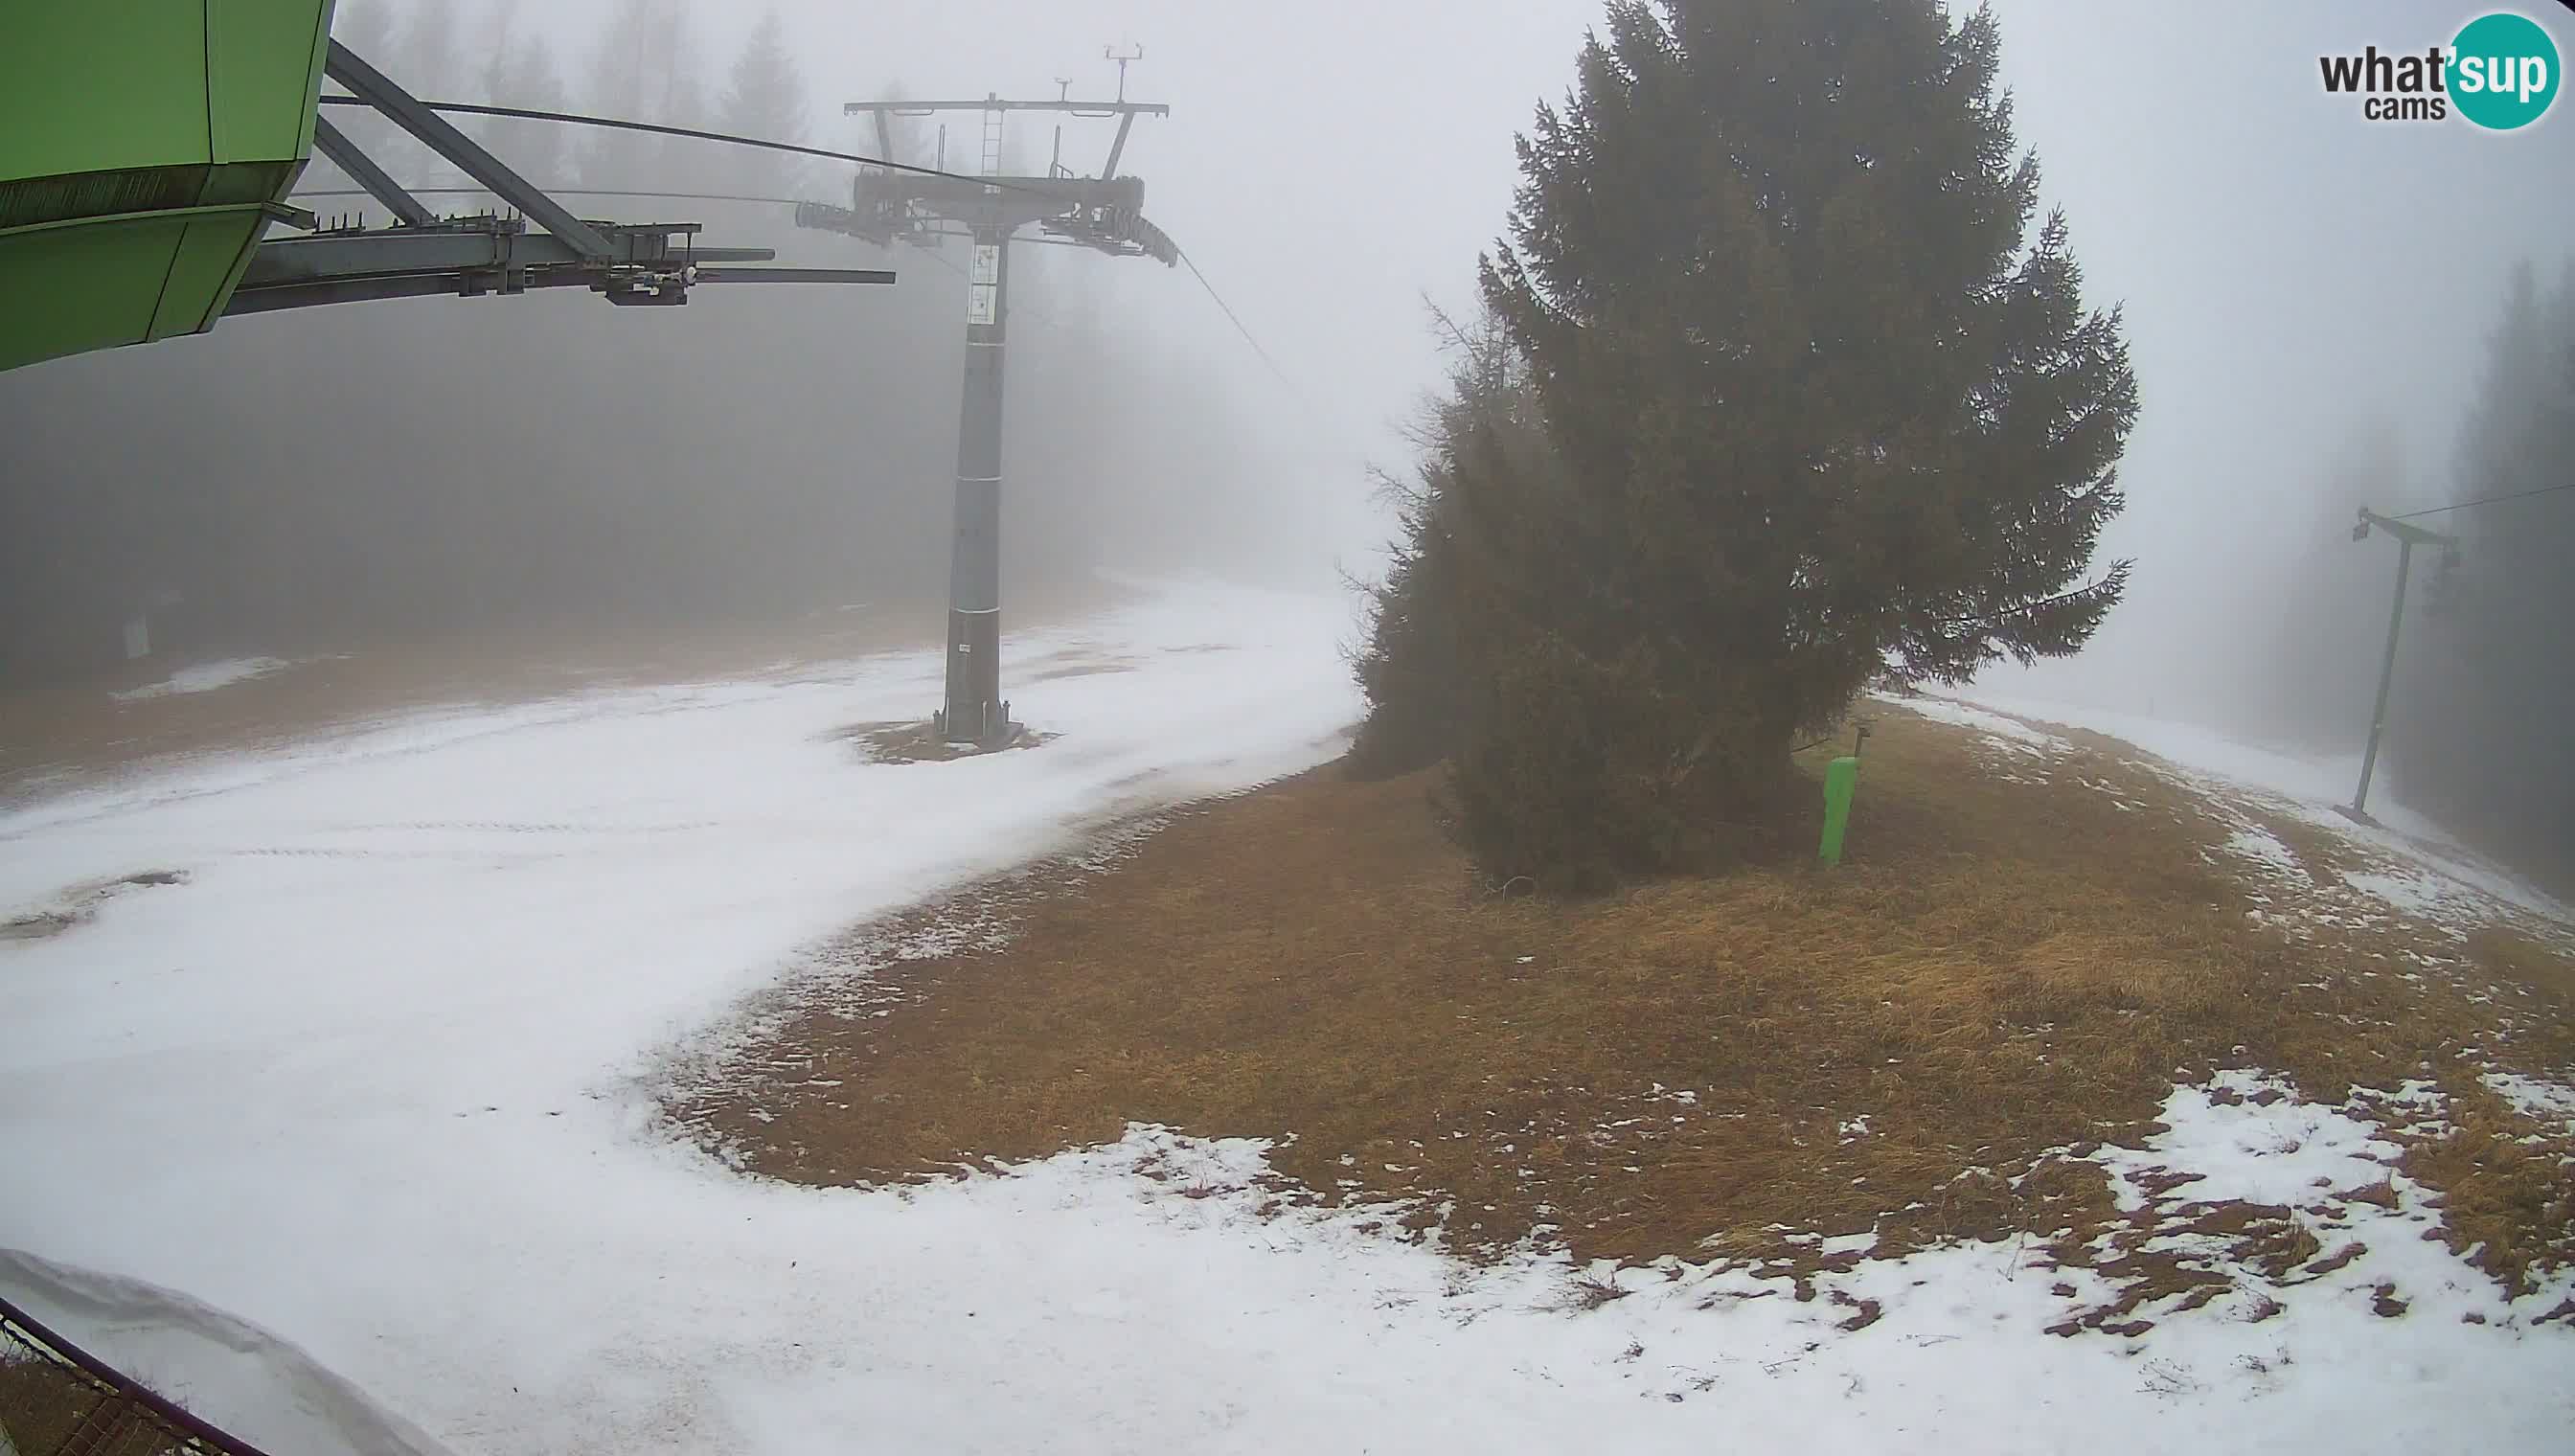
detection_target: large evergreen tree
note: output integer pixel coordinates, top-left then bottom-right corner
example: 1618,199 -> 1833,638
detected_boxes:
1401,0 -> 2138,886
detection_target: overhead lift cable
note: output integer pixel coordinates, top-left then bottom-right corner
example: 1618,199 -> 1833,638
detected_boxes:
312,95 -> 1050,198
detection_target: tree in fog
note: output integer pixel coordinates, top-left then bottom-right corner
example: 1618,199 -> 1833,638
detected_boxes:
300,0 -> 448,205
1362,0 -> 2137,888
864,80 -> 936,177
390,0 -> 466,186
2222,417 -> 2421,751
301,1 -> 393,209
399,0 -> 464,94
333,0 -> 395,56
1348,306 -> 1533,778
719,10 -> 810,197
585,0 -> 714,191
2387,260 -> 2575,866
477,6 -> 571,194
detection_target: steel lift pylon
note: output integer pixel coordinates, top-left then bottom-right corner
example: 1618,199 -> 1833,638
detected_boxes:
798,57 -> 1177,747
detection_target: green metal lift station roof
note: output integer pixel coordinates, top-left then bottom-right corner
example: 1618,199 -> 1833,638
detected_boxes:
0,2 -> 336,374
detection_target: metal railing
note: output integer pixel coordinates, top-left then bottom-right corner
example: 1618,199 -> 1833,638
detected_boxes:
0,1295 -> 274,1456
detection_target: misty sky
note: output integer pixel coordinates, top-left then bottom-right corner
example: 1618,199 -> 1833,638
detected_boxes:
24,1 -> 2575,720
485,0 -> 2575,712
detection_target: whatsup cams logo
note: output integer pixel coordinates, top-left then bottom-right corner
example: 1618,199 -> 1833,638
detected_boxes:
2317,11 -> 2562,129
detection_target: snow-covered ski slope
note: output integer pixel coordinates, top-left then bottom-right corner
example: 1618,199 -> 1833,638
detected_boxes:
4,583 -> 2568,1454
1953,690 -> 2569,930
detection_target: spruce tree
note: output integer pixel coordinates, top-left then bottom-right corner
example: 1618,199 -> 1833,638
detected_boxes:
1443,0 -> 2136,883
1350,307 -> 1538,779
719,10 -> 810,196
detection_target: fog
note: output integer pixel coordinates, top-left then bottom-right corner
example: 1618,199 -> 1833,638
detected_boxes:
4,2 -> 2570,851
1969,5 -> 2572,726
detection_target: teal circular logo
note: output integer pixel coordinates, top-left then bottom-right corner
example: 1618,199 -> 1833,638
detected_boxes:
2450,12 -> 2561,129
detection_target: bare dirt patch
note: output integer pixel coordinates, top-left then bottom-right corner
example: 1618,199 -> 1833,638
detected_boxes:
834,722 -> 1060,764
1,871 -> 189,943
673,708 -> 2575,1308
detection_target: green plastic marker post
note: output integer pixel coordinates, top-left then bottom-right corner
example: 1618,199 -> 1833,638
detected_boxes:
1818,756 -> 1860,866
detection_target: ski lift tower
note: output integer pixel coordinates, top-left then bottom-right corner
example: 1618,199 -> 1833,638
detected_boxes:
799,52 -> 1176,748
2341,507 -> 2461,824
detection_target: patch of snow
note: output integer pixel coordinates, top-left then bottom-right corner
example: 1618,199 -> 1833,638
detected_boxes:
1872,692 -> 2070,754
1959,692 -> 2571,932
1959,695 -> 2365,808
2340,867 -> 2471,921
2480,1072 -> 2575,1135
2082,1073 -> 2570,1347
1,580 -> 1371,1452
4,586 -> 2570,1453
879,908 -> 1014,962
2222,825 -> 2303,878
2099,1072 -> 2378,1213
109,656 -> 292,701
0,1249 -> 454,1456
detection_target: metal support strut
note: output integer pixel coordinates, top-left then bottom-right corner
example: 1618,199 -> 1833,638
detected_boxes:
322,40 -> 614,259
239,43 -> 896,315
309,114 -> 436,228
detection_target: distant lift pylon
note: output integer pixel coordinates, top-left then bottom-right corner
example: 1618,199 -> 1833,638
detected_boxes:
2342,507 -> 2461,824
798,52 -> 1177,748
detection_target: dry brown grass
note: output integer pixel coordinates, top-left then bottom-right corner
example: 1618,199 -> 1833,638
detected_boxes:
672,707 -> 2575,1303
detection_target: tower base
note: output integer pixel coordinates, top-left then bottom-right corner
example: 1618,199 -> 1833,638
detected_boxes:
930,701 -> 1018,753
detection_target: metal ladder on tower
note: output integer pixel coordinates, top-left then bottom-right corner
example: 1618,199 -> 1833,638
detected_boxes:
978,105 -> 1005,193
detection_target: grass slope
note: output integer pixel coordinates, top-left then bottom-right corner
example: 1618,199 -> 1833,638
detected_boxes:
673,705 -> 2575,1321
